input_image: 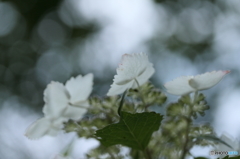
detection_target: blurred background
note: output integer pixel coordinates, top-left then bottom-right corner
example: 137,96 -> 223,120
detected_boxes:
0,0 -> 240,158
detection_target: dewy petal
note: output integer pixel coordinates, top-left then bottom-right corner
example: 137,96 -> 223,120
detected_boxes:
43,82 -> 69,118
65,74 -> 93,104
107,53 -> 154,96
164,76 -> 195,95
190,70 -> 230,90
25,117 -> 61,139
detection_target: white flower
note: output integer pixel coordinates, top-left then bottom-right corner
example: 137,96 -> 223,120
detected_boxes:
107,53 -> 155,96
25,74 -> 93,139
164,70 -> 230,96
43,74 -> 93,121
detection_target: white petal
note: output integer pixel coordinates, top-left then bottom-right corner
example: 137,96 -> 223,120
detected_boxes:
190,70 -> 230,90
52,116 -> 69,128
188,78 -> 199,89
43,82 -> 69,118
65,74 -> 93,104
115,53 -> 150,82
25,118 -> 60,139
107,80 -> 134,96
164,70 -> 230,96
63,103 -> 88,120
134,63 -> 155,88
107,53 -> 154,96
164,76 -> 195,95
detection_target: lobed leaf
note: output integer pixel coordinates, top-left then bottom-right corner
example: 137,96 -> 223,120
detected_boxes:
96,112 -> 163,150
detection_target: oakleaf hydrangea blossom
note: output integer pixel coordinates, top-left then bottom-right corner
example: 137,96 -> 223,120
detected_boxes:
107,53 -> 155,96
164,70 -> 230,96
25,74 -> 93,139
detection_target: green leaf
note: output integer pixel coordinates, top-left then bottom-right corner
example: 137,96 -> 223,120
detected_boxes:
196,135 -> 233,149
95,112 -> 163,150
194,157 -> 208,159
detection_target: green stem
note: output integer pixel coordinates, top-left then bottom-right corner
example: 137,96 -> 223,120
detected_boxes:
118,90 -> 128,117
180,117 -> 191,159
143,148 -> 152,159
74,121 -> 81,129
103,147 -> 116,159
180,91 -> 198,159
134,78 -> 147,109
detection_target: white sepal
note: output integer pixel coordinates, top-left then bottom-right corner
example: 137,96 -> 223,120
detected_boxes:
25,117 -> 66,140
164,70 -> 230,96
107,53 -> 155,96
43,82 -> 69,118
65,73 -> 93,105
26,74 -> 94,139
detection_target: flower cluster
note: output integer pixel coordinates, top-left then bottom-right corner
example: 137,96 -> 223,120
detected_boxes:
26,53 -> 230,139
25,74 -> 93,139
25,52 -> 232,159
164,70 -> 230,95
107,53 -> 155,96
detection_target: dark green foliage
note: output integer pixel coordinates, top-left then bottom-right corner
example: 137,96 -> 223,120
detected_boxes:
96,112 -> 163,150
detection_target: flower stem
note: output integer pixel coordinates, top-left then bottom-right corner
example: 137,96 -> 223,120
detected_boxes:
134,78 -> 147,109
180,92 -> 198,159
143,148 -> 152,159
180,117 -> 191,159
118,90 -> 128,117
